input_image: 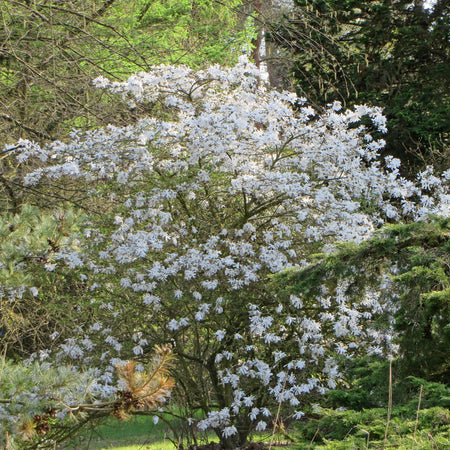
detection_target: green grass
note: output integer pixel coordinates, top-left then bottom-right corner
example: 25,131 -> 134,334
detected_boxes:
63,414 -> 289,449
63,415 -> 178,449
63,412 -> 223,450
63,404 -> 450,450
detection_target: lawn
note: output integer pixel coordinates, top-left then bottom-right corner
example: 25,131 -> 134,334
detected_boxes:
64,415 -> 179,449
63,403 -> 450,450
63,414 -> 288,450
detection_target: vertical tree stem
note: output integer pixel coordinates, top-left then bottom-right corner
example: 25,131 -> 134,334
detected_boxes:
411,384 -> 423,449
269,372 -> 288,450
383,359 -> 393,448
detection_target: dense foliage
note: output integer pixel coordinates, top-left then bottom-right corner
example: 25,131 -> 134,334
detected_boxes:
273,218 -> 450,382
293,368 -> 450,448
274,0 -> 450,174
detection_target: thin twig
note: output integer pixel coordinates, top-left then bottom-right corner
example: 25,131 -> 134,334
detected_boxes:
308,427 -> 320,450
269,373 -> 288,450
427,432 -> 440,449
411,384 -> 423,449
360,427 -> 370,449
0,345 -> 7,384
383,359 -> 393,448
1,113 -> 53,140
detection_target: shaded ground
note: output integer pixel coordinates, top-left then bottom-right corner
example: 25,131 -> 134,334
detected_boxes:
187,442 -> 287,449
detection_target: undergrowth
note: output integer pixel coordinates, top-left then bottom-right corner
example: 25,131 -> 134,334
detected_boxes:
292,359 -> 450,449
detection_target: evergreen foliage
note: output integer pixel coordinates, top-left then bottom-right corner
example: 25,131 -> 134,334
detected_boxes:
273,218 -> 450,382
0,204 -> 86,357
274,0 -> 450,174
0,345 -> 175,449
293,371 -> 450,448
294,404 -> 450,448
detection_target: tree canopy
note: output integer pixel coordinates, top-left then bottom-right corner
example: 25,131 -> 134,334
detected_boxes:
0,0 -> 254,145
273,0 -> 450,174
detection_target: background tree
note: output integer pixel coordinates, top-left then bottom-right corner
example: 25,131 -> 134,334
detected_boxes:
272,0 -> 450,175
0,0 -> 253,146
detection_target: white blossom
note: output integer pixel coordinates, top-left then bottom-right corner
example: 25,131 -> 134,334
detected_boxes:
8,57 -> 448,442
293,411 -> 305,420
255,420 -> 267,431
222,426 -> 237,438
30,287 -> 39,297
215,330 -> 226,342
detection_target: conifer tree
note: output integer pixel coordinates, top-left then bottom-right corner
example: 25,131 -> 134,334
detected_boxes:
274,0 -> 449,175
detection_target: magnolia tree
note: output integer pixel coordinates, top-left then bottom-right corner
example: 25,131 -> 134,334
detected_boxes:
5,56 -> 450,447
